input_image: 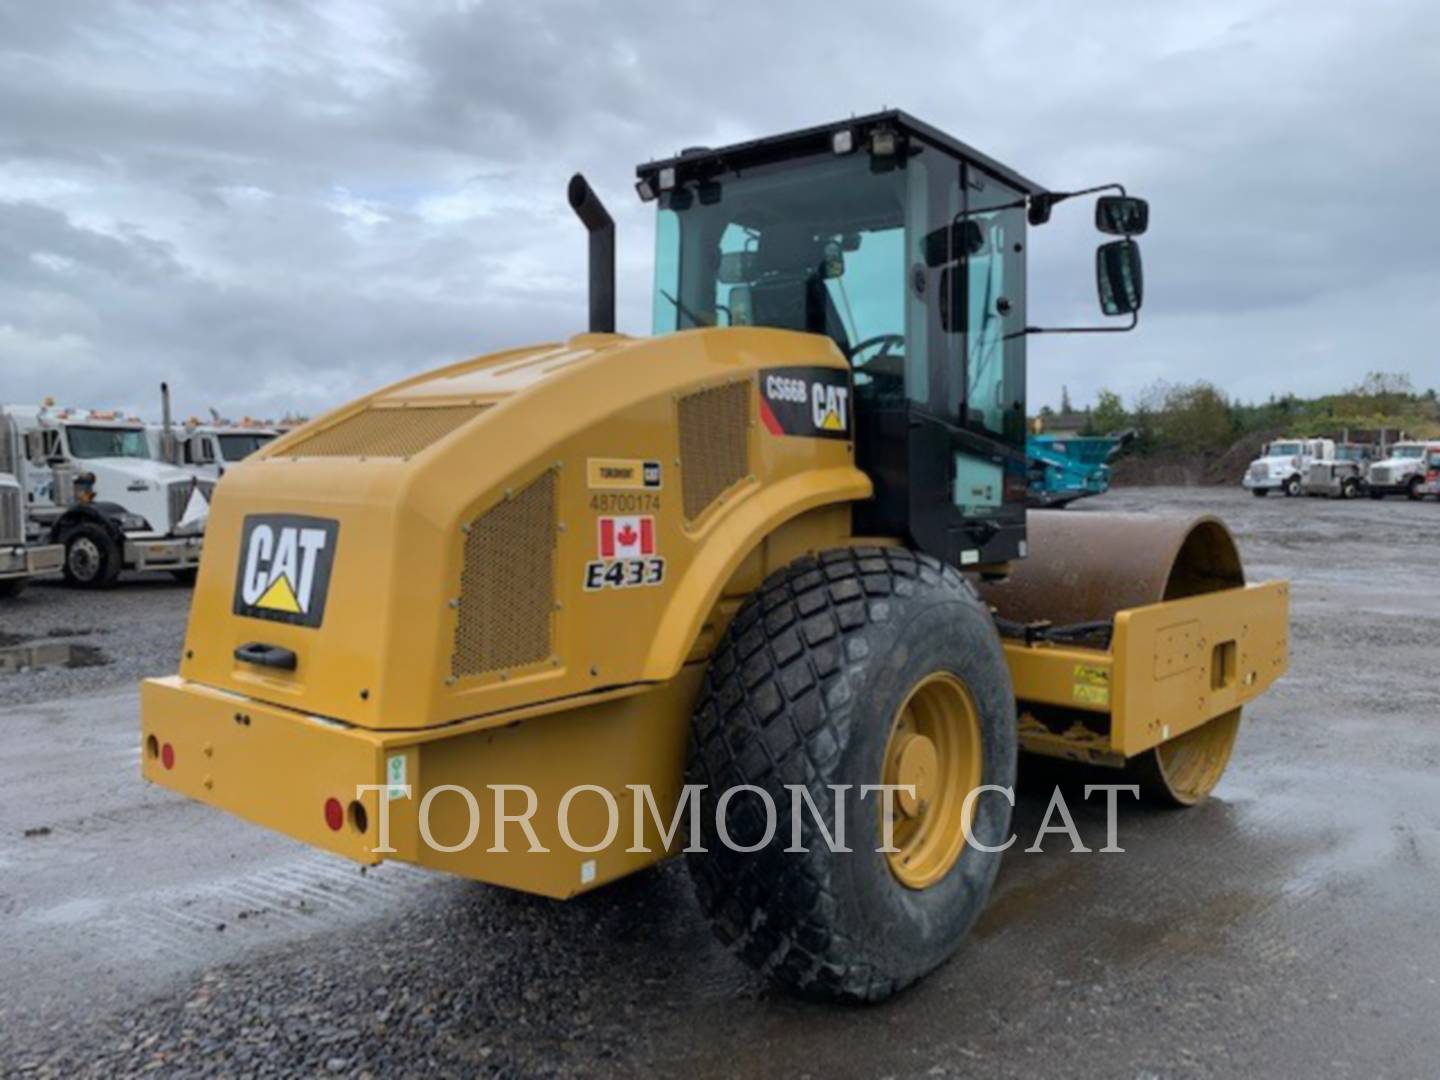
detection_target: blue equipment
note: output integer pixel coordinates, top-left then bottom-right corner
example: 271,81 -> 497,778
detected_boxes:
1026,430 -> 1136,508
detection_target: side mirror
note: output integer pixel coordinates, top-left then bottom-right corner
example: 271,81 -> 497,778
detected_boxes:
717,251 -> 758,284
923,220 -> 985,267
1096,239 -> 1143,316
1096,196 -> 1149,236
821,241 -> 845,280
1027,192 -> 1056,226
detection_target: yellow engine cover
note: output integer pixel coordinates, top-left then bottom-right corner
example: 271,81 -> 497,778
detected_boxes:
177,329 -> 870,732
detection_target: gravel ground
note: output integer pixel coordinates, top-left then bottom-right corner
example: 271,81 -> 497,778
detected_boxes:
0,573 -> 190,706
3,486 -> 1439,1077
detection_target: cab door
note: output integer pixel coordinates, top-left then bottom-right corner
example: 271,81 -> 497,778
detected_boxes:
905,158 -> 1029,568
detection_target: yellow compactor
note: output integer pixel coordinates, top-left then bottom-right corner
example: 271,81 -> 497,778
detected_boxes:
142,112 -> 1287,1002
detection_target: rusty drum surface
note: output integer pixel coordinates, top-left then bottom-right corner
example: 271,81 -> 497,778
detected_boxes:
976,511 -> 1246,626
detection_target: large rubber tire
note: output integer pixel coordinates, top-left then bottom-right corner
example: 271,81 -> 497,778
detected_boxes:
62,523 -> 122,589
1407,476 -> 1423,501
685,547 -> 1017,1003
1341,478 -> 1359,499
1282,476 -> 1301,497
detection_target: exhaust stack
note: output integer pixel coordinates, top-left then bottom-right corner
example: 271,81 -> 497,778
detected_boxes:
567,174 -> 615,334
160,381 -> 177,465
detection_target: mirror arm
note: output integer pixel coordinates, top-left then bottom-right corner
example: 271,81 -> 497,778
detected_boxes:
1027,182 -> 1128,226
1002,311 -> 1138,341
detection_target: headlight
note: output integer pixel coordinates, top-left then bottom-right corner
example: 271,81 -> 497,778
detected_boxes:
118,512 -> 151,532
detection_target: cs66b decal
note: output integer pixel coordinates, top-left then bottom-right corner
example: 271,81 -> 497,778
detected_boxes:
758,366 -> 851,439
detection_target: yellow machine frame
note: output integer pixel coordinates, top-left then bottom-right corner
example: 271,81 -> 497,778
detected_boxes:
141,329 -> 1289,898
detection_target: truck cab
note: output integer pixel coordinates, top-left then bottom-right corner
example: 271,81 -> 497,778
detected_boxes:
1243,437 -> 1333,497
1419,450 -> 1440,499
1,403 -> 212,586
1367,441 -> 1440,500
173,421 -> 279,482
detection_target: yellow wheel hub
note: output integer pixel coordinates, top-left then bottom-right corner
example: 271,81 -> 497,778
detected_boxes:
881,671 -> 982,890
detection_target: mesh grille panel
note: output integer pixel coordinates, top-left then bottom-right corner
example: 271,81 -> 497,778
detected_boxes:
0,417 -> 15,477
0,487 -> 21,546
678,381 -> 750,521
286,405 -> 488,459
167,481 -> 189,530
451,471 -> 556,678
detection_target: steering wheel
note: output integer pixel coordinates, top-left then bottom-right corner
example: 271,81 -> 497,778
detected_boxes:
846,333 -> 905,367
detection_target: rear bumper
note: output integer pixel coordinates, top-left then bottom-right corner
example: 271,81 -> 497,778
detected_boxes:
0,543 -> 63,580
141,676 -> 388,864
125,535 -> 204,570
139,671 -> 699,898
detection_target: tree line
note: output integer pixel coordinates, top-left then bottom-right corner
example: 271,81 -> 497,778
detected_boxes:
1044,372 -> 1439,457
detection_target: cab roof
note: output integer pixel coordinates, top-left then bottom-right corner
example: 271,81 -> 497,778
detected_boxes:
637,110 -> 1046,198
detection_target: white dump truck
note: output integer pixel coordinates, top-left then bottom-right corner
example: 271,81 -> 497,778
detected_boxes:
1367,441 -> 1440,500
1243,437 -> 1335,497
0,402 -> 212,587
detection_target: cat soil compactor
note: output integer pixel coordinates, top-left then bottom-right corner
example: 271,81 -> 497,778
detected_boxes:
141,112 -> 1288,1002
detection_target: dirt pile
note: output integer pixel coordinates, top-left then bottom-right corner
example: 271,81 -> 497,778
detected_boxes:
1111,430 -> 1281,487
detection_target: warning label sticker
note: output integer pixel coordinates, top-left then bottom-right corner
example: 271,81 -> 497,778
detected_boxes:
1072,663 -> 1111,706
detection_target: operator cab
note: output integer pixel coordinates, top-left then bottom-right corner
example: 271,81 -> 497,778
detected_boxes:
637,111 -> 1145,569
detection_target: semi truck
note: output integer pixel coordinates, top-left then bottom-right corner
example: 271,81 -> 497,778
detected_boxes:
0,402 -> 211,587
1242,437 -> 1334,497
1367,441 -> 1440,499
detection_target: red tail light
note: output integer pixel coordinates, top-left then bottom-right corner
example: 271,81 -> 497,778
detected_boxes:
324,797 -> 344,831
161,743 -> 175,770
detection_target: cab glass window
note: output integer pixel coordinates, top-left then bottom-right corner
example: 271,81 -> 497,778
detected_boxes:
651,152 -> 906,399
66,425 -> 150,459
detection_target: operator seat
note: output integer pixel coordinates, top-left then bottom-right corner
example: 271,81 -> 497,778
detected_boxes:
748,224 -> 852,357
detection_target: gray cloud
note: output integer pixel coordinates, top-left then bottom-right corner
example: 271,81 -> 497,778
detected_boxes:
0,0 -> 1436,424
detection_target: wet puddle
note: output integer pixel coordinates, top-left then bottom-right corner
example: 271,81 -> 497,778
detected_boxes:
0,642 -> 110,673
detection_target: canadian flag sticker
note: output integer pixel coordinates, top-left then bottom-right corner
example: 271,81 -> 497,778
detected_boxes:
597,515 -> 656,559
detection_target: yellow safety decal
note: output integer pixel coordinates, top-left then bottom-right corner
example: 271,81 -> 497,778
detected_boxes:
586,458 -> 662,490
1072,663 -> 1110,706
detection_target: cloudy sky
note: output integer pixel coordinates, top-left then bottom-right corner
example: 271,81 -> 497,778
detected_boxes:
1,0 -> 1437,423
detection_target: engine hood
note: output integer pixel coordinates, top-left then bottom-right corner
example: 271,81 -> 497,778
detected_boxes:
179,328 -> 869,732
83,456 -> 198,487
